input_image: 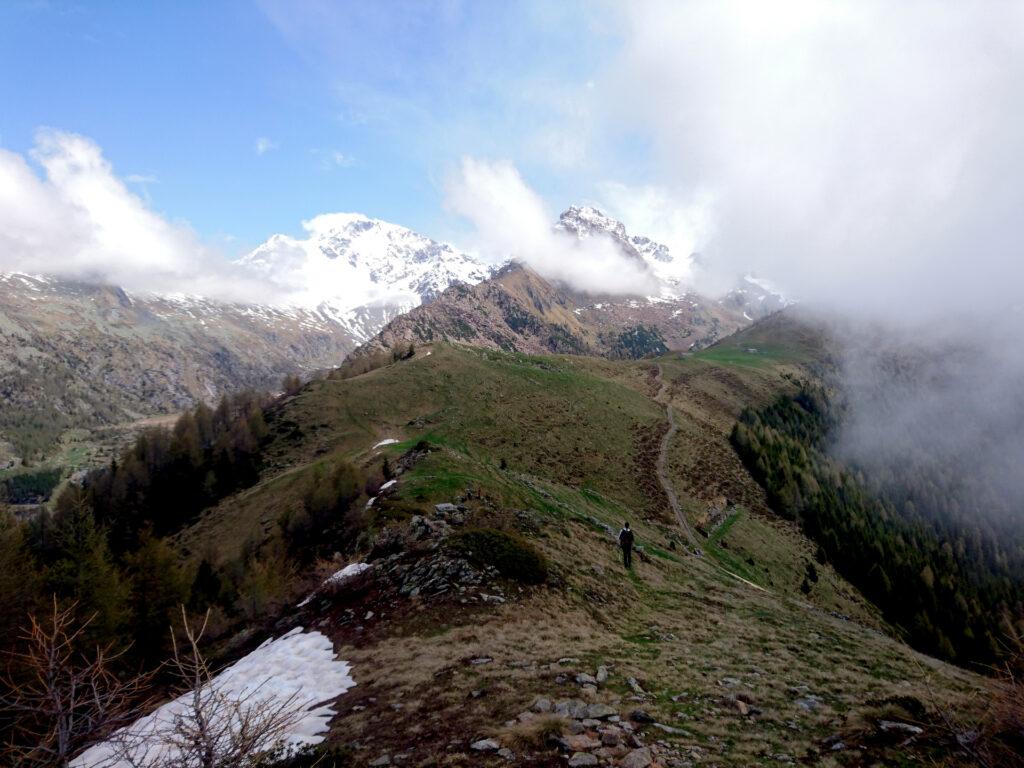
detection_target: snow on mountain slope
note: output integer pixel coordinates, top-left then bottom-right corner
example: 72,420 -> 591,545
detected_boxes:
239,213 -> 490,339
555,205 -> 791,320
724,273 -> 792,320
556,206 -> 692,294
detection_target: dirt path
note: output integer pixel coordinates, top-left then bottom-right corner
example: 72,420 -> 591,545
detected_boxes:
654,364 -> 769,593
654,366 -> 699,547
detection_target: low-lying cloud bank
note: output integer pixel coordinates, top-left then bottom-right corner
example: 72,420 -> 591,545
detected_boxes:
444,157 -> 659,296
0,130 -> 276,303
599,1 -> 1024,322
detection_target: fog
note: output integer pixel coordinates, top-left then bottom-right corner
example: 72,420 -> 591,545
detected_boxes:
444,157 -> 659,295
590,1 -> 1024,521
604,1 -> 1024,322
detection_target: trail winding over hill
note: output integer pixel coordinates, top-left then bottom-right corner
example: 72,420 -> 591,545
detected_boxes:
654,367 -> 699,547
654,364 -> 768,593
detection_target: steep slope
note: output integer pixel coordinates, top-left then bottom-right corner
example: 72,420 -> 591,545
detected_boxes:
348,262 -> 751,363
164,324 -> 989,767
0,273 -> 353,463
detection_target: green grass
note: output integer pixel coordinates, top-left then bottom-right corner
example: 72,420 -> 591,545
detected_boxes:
709,508 -> 744,543
166,332 -> 989,767
691,344 -> 794,368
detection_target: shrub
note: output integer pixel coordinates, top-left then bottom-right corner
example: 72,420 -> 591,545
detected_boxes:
450,527 -> 547,584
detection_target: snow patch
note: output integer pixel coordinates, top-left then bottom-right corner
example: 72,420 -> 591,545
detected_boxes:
372,438 -> 399,449
297,562 -> 372,608
71,628 -> 354,768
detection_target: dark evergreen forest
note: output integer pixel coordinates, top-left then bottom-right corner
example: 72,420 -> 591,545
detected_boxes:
732,388 -> 1024,665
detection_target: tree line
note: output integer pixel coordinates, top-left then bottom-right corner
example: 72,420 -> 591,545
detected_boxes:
732,388 -> 1024,665
0,381 -> 375,762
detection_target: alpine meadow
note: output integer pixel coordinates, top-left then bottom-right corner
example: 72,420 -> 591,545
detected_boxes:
1,3 -> 1022,767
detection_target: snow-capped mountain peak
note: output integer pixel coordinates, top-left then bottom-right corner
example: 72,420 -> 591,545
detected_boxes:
556,205 -> 692,292
238,212 -> 490,339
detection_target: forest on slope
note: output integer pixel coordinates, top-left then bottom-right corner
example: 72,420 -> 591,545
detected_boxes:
732,386 -> 1024,665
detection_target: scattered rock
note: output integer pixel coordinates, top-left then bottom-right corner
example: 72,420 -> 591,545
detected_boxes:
586,703 -> 618,720
409,515 -> 432,541
652,722 -> 688,735
567,734 -> 601,751
734,699 -> 749,716
795,695 -> 823,712
369,756 -> 391,767
497,748 -> 515,760
470,657 -> 493,665
630,710 -> 655,724
626,677 -> 646,695
596,665 -> 609,683
568,752 -> 598,767
533,697 -> 553,713
879,720 -> 924,736
555,699 -> 588,719
621,746 -> 653,768
435,502 -> 459,515
576,672 -> 598,686
601,731 -> 621,746
470,738 -> 500,752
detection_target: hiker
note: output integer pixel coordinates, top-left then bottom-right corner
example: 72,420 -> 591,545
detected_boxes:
619,522 -> 635,568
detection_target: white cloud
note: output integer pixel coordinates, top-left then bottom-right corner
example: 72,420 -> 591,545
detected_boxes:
255,136 -> 278,155
311,148 -> 354,169
597,182 -> 714,283
445,157 -> 658,295
598,0 -> 1024,318
0,129 -> 271,302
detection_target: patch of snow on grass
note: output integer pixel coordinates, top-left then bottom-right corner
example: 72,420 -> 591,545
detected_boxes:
324,562 -> 372,586
380,479 -> 397,490
297,562 -> 372,608
372,438 -> 399,449
72,628 -> 354,768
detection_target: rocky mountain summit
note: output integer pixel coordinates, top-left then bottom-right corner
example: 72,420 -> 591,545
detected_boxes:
347,261 -> 750,364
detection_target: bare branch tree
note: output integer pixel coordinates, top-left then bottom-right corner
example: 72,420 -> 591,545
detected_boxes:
0,597 -> 148,768
108,608 -> 303,768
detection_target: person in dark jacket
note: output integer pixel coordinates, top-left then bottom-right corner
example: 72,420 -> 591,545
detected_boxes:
618,522 -> 635,568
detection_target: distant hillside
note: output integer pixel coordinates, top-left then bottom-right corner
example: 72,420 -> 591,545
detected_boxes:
348,262 -> 751,363
0,273 -> 355,463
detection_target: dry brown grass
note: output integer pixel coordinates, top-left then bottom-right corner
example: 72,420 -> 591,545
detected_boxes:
495,715 -> 567,751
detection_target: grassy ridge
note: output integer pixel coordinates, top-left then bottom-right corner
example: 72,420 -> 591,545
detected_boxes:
167,328 -> 991,765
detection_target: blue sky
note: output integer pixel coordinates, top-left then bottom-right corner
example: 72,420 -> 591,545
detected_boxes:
1,1 -> 1020,322
0,0 -> 630,251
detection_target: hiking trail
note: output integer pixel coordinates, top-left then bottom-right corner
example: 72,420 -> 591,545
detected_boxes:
654,364 -> 767,593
